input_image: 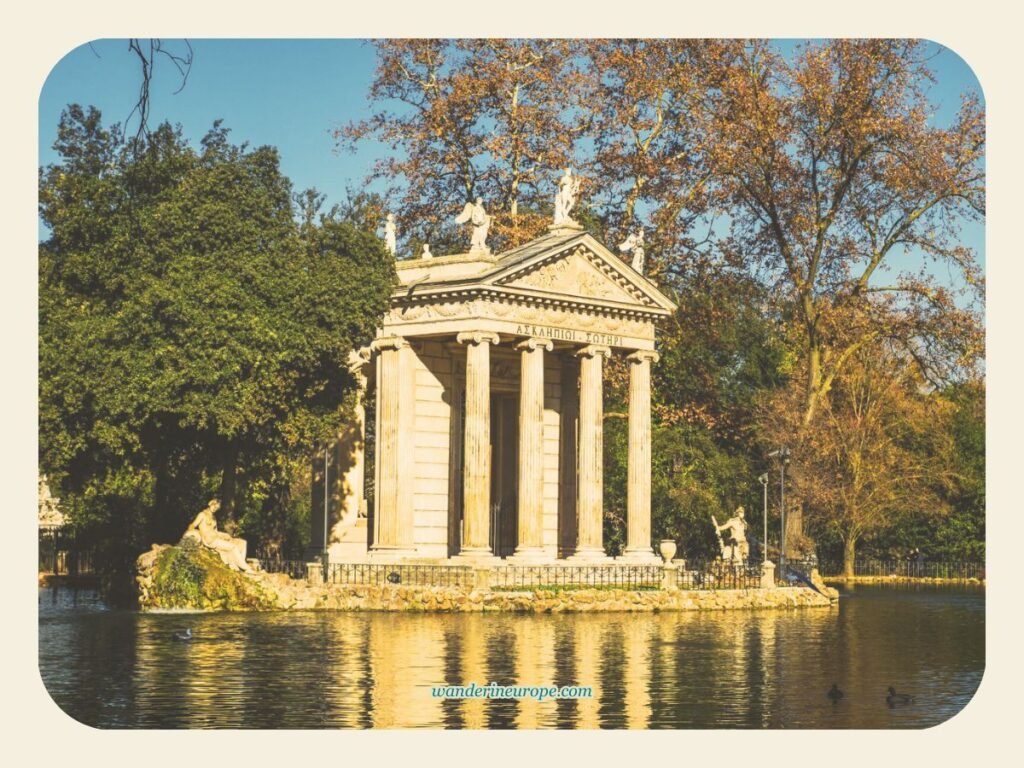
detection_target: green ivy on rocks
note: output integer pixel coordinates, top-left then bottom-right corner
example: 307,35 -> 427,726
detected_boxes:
148,545 -> 277,611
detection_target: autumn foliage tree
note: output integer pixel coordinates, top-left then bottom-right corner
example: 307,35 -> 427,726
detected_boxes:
336,39 -> 585,253
582,39 -> 742,277
337,38 -> 985,564
338,39 -> 745,258
712,39 -> 984,429
764,342 -> 957,575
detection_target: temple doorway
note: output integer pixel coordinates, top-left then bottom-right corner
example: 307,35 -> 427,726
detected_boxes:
490,393 -> 519,557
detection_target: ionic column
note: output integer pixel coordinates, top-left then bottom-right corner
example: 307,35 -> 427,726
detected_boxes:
457,331 -> 500,561
622,350 -> 660,563
511,337 -> 552,562
370,337 -> 415,557
569,344 -> 610,562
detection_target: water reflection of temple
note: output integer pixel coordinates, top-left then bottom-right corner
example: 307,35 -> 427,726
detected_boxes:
46,586 -> 984,730
129,609 -> 840,729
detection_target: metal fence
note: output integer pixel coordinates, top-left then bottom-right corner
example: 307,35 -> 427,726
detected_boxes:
256,559 -> 309,580
324,562 -> 475,587
675,561 -> 763,590
490,564 -> 663,590
38,525 -> 95,576
817,560 -> 985,580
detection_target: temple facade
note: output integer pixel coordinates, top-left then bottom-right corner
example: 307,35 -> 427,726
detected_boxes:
314,221 -> 676,564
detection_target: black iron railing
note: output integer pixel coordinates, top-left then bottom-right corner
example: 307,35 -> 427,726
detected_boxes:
816,560 -> 985,580
256,559 -> 309,580
675,561 -> 763,590
324,563 -> 475,587
38,525 -> 95,576
490,564 -> 662,590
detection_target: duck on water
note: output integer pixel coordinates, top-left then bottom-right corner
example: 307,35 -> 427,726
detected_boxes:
887,686 -> 913,705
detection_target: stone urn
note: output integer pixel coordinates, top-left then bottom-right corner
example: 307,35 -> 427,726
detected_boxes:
659,540 -> 677,564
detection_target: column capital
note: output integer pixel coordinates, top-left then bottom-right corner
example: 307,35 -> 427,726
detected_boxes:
626,349 -> 660,365
515,337 -> 553,353
574,344 -> 611,359
370,336 -> 410,354
456,331 -> 501,347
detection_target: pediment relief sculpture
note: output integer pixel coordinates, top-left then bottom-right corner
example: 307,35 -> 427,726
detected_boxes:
502,248 -> 643,306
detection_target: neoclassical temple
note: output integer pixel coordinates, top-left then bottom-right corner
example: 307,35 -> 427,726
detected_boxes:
316,217 -> 676,564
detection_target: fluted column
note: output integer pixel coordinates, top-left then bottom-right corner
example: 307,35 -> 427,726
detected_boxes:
457,331 -> 500,561
569,344 -> 610,561
511,337 -> 552,562
622,350 -> 660,563
370,337 -> 415,557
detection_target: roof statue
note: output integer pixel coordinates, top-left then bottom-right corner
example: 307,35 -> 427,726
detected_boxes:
455,197 -> 491,253
618,227 -> 645,274
553,168 -> 582,227
383,213 -> 397,257
421,243 -> 433,259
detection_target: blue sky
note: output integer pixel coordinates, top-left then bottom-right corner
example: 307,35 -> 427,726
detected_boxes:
38,38 -> 985,276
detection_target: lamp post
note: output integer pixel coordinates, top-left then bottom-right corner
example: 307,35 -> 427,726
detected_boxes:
322,445 -> 330,572
758,473 -> 769,564
767,447 -> 790,568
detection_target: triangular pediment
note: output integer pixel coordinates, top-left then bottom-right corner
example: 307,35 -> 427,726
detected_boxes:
504,247 -> 640,303
485,234 -> 676,313
390,230 -> 677,316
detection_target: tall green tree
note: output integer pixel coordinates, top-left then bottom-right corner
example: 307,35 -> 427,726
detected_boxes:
39,106 -> 395,589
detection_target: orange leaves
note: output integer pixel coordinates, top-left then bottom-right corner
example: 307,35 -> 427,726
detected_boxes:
760,340 -> 957,541
339,39 -> 586,252
713,39 -> 984,428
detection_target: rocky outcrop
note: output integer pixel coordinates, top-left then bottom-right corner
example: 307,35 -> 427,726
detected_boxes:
809,568 -> 841,600
136,539 -> 278,611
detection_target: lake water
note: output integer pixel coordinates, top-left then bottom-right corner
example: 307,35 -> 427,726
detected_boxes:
38,583 -> 984,729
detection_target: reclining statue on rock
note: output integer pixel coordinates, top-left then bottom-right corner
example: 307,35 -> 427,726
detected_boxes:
181,499 -> 252,572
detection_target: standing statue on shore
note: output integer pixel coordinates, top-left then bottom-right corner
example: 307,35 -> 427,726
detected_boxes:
712,506 -> 749,564
383,213 -> 397,257
455,197 -> 491,253
618,227 -> 646,274
181,500 -> 252,572
553,168 -> 582,226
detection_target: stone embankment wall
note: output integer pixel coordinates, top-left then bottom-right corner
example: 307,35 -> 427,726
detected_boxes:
136,541 -> 833,612
255,572 -> 831,613
823,575 -> 984,586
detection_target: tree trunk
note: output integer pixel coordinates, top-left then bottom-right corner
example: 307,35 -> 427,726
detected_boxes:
624,175 -> 646,225
803,337 -> 823,427
843,536 -> 857,578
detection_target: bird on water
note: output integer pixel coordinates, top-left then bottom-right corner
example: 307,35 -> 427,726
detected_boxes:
886,686 -> 913,705
173,628 -> 193,641
827,684 -> 844,702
